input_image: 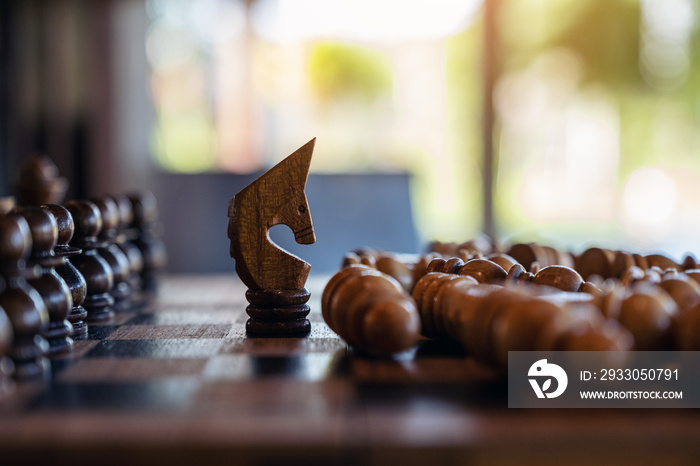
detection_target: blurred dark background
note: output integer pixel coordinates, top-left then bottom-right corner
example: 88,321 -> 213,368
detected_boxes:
2,0 -> 700,273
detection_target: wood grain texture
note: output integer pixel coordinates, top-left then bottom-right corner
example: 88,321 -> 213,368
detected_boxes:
228,138 -> 316,291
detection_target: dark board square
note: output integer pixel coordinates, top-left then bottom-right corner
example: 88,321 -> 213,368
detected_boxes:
29,378 -> 201,412
194,379 -> 348,417
220,333 -> 346,356
203,353 -> 348,381
49,358 -> 76,377
86,339 -> 224,359
106,324 -> 232,340
127,312 -> 238,325
82,325 -> 121,340
58,358 -> 208,383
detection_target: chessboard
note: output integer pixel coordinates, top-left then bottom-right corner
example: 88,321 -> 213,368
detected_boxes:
1,275 -> 699,466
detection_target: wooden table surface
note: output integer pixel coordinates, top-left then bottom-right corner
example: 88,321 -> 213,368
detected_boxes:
0,275 -> 699,466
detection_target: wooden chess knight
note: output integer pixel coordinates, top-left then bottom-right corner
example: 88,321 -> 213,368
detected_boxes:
228,139 -> 316,337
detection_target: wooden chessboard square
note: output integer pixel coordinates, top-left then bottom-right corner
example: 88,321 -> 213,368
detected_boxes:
146,302 -> 241,314
0,379 -> 49,416
80,324 -> 121,340
194,379 -> 348,415
350,355 -> 499,383
29,378 -> 202,412
85,339 -> 225,359
50,340 -> 100,360
308,322 -> 339,338
220,337 -> 347,356
57,358 -> 208,383
127,311 -> 239,325
360,402 -> 479,446
93,311 -> 137,326
202,353 -> 346,381
221,325 -> 346,356
106,324 -> 233,340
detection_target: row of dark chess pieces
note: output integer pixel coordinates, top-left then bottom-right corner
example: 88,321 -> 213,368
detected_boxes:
322,238 -> 700,365
0,193 -> 166,397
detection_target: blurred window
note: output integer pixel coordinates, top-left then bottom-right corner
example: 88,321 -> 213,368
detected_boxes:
146,0 -> 484,241
496,0 -> 700,258
146,0 -> 700,257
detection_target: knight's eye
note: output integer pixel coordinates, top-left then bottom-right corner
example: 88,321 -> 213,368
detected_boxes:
298,205 -> 306,214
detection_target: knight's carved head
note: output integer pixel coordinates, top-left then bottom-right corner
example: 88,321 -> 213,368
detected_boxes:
228,138 -> 316,291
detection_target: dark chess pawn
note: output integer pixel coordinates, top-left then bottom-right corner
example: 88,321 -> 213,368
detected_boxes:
111,194 -> 143,294
13,207 -> 74,354
0,214 -> 50,379
15,154 -> 68,206
0,300 -> 16,398
41,204 -> 88,336
128,192 -> 166,292
65,200 -> 115,322
90,196 -> 132,309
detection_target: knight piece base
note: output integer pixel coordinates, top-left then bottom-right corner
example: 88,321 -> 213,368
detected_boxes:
245,288 -> 311,337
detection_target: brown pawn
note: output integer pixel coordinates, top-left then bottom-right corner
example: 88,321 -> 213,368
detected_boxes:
90,197 -> 132,309
658,274 -> 700,319
531,265 -> 584,292
15,154 -> 68,206
425,257 -> 464,275
0,214 -> 50,379
0,300 -> 16,398
375,256 -> 413,293
506,243 -> 541,271
341,251 -> 362,267
611,251 -> 637,279
620,265 -> 646,286
13,207 -> 74,354
322,265 -> 421,354
618,285 -> 676,350
677,300 -> 700,350
506,263 -> 535,284
411,272 -> 479,339
575,247 -> 616,280
65,200 -> 115,322
110,194 -> 144,295
646,254 -> 682,272
681,254 -> 699,270
41,204 -> 88,336
458,259 -> 507,284
684,269 -> 700,286
486,252 -> 520,272
128,192 -> 167,292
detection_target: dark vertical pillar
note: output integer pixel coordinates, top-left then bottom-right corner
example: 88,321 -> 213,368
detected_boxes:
482,0 -> 499,239
83,0 -> 114,199
0,0 -> 10,196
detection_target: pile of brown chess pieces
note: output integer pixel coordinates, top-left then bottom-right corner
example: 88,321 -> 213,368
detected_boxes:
323,238 -> 700,364
0,155 -> 166,396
